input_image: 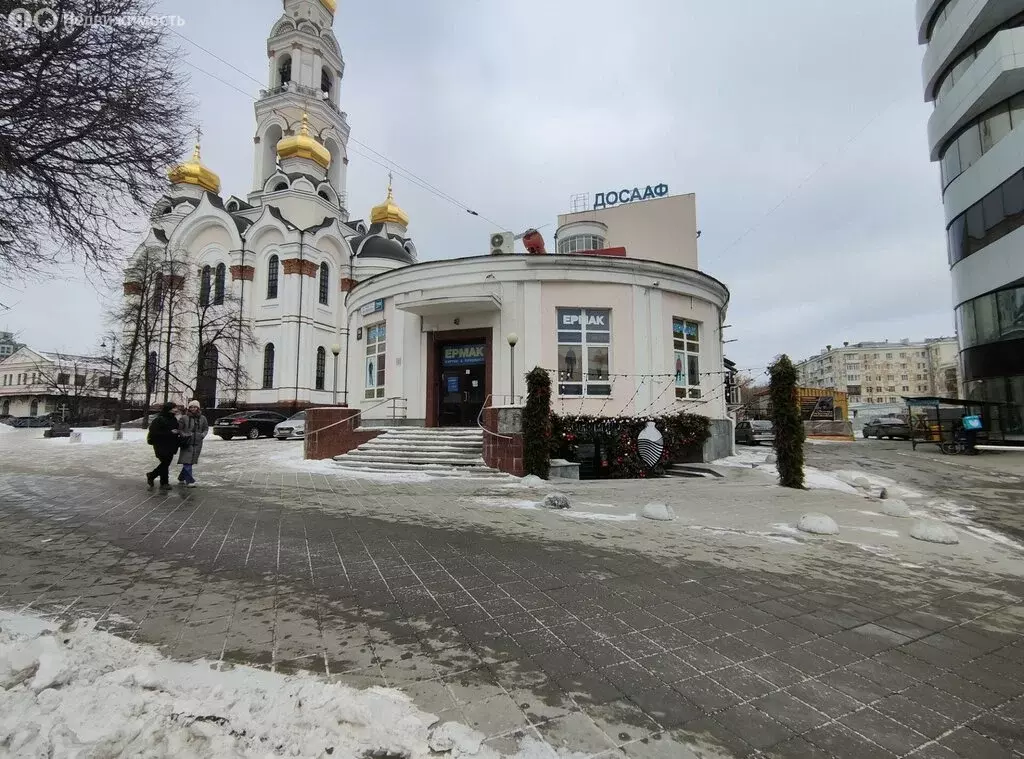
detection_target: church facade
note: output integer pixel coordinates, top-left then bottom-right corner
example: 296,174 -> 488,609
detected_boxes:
122,0 -> 416,414
122,0 -> 734,457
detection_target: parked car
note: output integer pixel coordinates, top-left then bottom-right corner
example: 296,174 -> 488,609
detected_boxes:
735,419 -> 774,445
213,410 -> 288,440
274,411 -> 307,440
862,417 -> 911,440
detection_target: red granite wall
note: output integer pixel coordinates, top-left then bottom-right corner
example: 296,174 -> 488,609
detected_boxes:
304,407 -> 383,460
482,407 -> 525,476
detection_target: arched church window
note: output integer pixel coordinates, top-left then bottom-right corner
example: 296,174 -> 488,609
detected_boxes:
199,265 -> 212,306
321,68 -> 333,98
318,191 -> 330,202
29,400 -> 39,417
214,263 -> 226,305
274,182 -> 288,192
315,346 -> 326,391
278,55 -> 291,87
318,262 -> 329,305
262,344 -> 275,389
267,255 -> 279,299
151,272 -> 164,313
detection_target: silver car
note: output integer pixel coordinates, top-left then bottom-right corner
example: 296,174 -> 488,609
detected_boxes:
735,419 -> 774,445
274,411 -> 306,440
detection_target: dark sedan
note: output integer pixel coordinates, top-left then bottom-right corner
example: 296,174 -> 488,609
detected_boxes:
214,411 -> 288,440
862,416 -> 911,440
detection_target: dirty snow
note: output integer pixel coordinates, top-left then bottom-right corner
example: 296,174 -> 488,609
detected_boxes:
0,610 -> 585,759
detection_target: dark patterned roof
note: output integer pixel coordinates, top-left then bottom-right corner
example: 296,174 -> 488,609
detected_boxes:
351,233 -> 414,264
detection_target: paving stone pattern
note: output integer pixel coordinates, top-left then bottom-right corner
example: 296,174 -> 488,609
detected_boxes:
1,471 -> 1023,758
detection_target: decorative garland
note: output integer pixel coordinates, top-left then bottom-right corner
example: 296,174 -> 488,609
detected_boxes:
550,412 -> 711,479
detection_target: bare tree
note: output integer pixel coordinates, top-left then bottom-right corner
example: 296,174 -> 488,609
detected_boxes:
0,0 -> 191,275
162,265 -> 258,408
116,250 -> 256,412
106,246 -> 166,428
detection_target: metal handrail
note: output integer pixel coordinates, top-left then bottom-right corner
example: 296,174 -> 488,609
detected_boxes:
477,394 -> 521,440
306,396 -> 406,444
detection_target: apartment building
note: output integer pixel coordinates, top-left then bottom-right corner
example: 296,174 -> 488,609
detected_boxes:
795,338 -> 960,404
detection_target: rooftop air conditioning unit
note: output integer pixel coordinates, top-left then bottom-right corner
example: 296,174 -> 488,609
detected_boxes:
489,231 -> 514,256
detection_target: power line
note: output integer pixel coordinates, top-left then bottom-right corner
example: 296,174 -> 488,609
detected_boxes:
172,30 -> 508,228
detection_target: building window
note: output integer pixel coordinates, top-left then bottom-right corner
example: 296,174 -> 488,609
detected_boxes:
318,262 -> 329,306
267,255 -> 279,299
947,167 -> 1024,266
262,344 -> 275,389
364,323 -> 386,399
556,308 -> 611,396
315,346 -> 326,391
214,263 -> 226,305
29,399 -> 38,417
956,284 -> 1024,349
199,265 -> 212,306
74,374 -> 86,387
557,235 -> 606,254
673,318 -> 701,399
57,372 -> 70,385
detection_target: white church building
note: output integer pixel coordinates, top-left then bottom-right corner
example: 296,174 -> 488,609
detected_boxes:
123,0 -> 735,458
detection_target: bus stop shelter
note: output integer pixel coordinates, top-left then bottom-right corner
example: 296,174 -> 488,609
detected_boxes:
903,396 -> 1009,450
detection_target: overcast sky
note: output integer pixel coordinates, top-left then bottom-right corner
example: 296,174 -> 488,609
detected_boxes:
3,0 -> 952,375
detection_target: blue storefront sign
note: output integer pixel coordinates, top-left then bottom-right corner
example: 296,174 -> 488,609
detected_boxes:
360,298 -> 384,316
442,344 -> 486,367
446,375 -> 460,393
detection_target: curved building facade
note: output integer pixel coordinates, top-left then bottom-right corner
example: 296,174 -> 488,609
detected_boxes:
917,0 -> 1024,438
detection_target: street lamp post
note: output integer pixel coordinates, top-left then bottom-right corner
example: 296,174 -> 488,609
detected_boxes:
331,344 -> 341,405
506,333 -> 518,404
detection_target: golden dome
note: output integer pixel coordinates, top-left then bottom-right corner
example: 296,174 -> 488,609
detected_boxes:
167,141 -> 220,194
370,178 -> 409,227
276,112 -> 331,169
320,0 -> 336,12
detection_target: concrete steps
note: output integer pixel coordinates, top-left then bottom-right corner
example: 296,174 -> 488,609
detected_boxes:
333,427 -> 507,478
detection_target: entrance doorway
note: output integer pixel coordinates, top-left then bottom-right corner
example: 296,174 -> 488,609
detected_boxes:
438,343 -> 487,426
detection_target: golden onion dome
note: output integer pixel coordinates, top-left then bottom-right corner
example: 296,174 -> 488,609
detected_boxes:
370,178 -> 409,226
320,0 -> 336,13
276,112 -> 331,169
167,141 -> 220,194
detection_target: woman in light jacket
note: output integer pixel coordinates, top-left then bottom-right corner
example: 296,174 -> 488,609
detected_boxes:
177,400 -> 210,487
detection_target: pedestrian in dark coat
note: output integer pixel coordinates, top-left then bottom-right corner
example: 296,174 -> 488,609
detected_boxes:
177,400 -> 209,486
146,403 -> 180,489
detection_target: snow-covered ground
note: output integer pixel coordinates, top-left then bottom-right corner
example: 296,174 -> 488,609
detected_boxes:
0,610 -> 584,759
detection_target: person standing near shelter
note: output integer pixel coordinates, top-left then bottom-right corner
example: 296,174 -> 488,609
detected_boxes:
146,403 -> 180,490
177,400 -> 209,487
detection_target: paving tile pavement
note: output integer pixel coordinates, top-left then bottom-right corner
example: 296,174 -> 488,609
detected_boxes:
0,469 -> 1023,758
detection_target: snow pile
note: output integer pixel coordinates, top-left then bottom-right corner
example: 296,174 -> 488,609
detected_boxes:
519,474 -> 546,488
714,449 -> 771,468
640,503 -> 675,521
909,520 -> 960,545
796,513 -> 839,535
44,427 -> 148,446
542,492 -> 570,510
0,611 -> 571,759
880,500 -> 911,518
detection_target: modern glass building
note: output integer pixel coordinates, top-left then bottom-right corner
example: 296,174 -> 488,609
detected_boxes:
917,0 -> 1024,439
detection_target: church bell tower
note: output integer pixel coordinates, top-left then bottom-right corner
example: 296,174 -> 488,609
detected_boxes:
251,0 -> 349,212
